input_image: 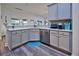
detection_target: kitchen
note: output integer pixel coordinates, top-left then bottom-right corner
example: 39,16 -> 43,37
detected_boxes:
0,3 -> 79,56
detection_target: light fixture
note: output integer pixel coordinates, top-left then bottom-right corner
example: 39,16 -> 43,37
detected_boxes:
15,8 -> 23,11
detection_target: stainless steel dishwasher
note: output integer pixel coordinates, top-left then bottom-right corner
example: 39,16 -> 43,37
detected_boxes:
40,29 -> 50,45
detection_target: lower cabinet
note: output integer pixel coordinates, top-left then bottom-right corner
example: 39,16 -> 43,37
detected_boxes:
59,31 -> 72,52
50,30 -> 59,47
6,30 -> 12,49
50,30 -> 72,52
21,30 -> 29,44
29,29 -> 40,41
11,30 -> 22,48
7,29 -> 40,49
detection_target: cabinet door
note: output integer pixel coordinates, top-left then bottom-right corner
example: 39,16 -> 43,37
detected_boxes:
58,3 -> 71,19
50,31 -> 59,47
6,31 -> 12,49
29,29 -> 40,41
12,31 -> 21,48
59,35 -> 69,51
48,4 -> 58,20
21,30 -> 28,44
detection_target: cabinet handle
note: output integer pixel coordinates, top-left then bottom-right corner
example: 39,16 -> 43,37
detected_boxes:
59,33 -> 64,35
51,33 -> 58,35
55,36 -> 58,37
59,36 -> 68,38
22,31 -> 25,33
51,34 -> 58,36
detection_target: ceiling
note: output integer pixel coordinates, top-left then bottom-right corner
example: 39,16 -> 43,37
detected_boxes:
2,3 -> 50,18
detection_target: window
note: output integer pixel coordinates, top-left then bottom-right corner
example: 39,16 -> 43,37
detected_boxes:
30,20 -> 34,25
8,18 -> 20,26
11,18 -> 20,26
22,19 -> 28,25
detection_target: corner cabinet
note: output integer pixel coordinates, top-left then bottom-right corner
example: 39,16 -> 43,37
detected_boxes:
58,3 -> 72,20
48,4 -> 58,20
29,29 -> 40,41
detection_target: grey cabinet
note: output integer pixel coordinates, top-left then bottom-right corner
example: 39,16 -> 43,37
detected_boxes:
21,30 -> 29,44
58,3 -> 71,20
48,4 -> 58,20
11,30 -> 21,48
50,30 -> 59,47
7,29 -> 41,49
40,29 -> 50,44
48,3 -> 72,20
50,30 -> 72,52
6,30 -> 12,49
59,31 -> 72,52
29,29 -> 40,41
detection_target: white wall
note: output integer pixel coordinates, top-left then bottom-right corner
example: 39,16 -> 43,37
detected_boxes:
0,3 -> 1,40
72,3 -> 79,56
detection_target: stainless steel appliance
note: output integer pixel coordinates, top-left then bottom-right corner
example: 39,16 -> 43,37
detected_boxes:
40,29 -> 50,45
50,24 -> 58,29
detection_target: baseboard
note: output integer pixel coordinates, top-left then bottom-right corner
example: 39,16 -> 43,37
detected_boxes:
41,42 -> 72,56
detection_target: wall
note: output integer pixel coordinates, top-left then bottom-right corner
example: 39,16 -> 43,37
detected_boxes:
72,3 -> 79,56
0,4 -> 1,40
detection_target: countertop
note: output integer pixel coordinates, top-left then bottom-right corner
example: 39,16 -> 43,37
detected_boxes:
7,27 -> 72,32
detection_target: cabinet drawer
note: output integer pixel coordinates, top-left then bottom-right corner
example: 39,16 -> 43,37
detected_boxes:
50,31 -> 58,34
59,35 -> 69,38
59,31 -> 70,36
50,33 -> 58,38
50,31 -> 58,37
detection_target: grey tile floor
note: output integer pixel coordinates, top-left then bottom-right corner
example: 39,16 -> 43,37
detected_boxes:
1,43 -> 68,56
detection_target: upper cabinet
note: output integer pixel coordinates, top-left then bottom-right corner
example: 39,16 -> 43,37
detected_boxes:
48,3 -> 72,20
58,3 -> 71,20
48,4 -> 58,20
